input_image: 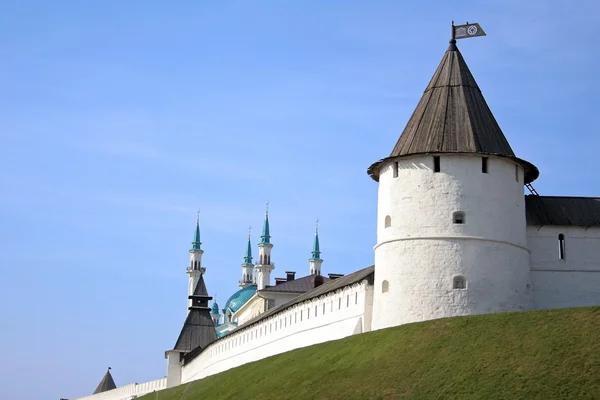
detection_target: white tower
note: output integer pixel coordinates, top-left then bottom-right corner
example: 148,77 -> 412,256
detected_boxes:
368,39 -> 539,330
239,229 -> 255,288
186,214 -> 205,311
309,221 -> 323,275
255,206 -> 275,290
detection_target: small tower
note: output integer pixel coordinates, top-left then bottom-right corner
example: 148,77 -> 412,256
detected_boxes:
255,204 -> 275,290
210,300 -> 220,326
239,229 -> 254,288
93,367 -> 116,394
187,213 -> 205,311
309,220 -> 323,275
368,36 -> 538,330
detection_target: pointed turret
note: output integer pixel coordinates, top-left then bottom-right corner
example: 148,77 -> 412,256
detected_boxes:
172,274 -> 218,352
368,40 -> 538,183
256,204 -> 275,289
239,228 -> 255,288
93,368 -> 117,394
309,220 -> 323,275
191,214 -> 201,251
260,204 -> 271,244
244,234 -> 253,264
187,212 -> 205,312
210,300 -> 220,326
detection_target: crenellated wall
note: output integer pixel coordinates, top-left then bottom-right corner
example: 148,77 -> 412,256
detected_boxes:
71,378 -> 167,400
528,226 -> 600,309
180,280 -> 371,384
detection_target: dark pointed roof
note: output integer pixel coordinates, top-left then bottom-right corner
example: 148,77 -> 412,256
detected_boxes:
93,368 -> 116,394
368,41 -> 538,183
173,275 -> 218,352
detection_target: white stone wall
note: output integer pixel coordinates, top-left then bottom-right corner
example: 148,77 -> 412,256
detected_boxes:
72,378 -> 167,400
528,226 -> 600,309
180,280 -> 371,384
372,154 -> 533,330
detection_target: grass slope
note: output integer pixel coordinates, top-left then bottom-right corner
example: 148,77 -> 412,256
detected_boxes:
141,307 -> 600,400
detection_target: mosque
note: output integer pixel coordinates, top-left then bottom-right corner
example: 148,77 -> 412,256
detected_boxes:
64,29 -> 600,400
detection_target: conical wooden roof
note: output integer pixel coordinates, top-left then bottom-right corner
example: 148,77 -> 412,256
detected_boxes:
368,41 -> 538,183
93,368 -> 116,394
173,274 -> 218,352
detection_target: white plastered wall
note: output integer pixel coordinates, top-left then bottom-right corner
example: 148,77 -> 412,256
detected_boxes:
71,378 -> 167,400
528,225 -> 600,309
372,154 -> 533,330
180,280 -> 372,384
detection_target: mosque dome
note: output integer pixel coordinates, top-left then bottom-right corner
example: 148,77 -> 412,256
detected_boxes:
224,285 -> 257,313
211,301 -> 220,315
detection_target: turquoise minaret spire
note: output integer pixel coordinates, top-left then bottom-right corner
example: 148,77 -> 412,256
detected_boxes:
260,203 -> 271,244
239,227 -> 254,288
244,230 -> 253,264
310,220 -> 321,261
309,219 -> 323,275
191,212 -> 201,251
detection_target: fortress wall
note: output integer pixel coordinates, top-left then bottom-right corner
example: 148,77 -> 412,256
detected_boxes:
181,280 -> 370,384
72,378 -> 167,400
528,226 -> 600,309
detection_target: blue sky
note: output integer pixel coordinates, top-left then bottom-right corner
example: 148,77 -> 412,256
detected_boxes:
1,1 -> 599,399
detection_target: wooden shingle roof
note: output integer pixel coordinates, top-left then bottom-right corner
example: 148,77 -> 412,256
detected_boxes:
525,196 -> 600,226
368,41 -> 538,183
172,275 -> 218,352
93,368 -> 116,394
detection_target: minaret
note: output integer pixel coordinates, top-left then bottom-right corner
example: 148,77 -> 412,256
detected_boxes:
210,300 -> 220,326
309,220 -> 323,275
255,204 -> 275,290
239,228 -> 254,288
368,34 -> 538,330
187,213 -> 205,311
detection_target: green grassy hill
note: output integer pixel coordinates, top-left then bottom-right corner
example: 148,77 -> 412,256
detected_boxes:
141,307 -> 600,400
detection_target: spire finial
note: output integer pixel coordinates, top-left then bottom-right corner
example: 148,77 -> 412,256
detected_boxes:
261,204 -> 271,244
244,228 -> 253,264
191,212 -> 202,251
310,219 -> 321,261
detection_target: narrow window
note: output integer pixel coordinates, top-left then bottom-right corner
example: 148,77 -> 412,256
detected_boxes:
346,295 -> 349,307
453,211 -> 465,224
338,298 -> 341,309
433,156 -> 440,172
382,280 -> 389,293
322,303 -> 325,314
300,310 -> 303,321
515,165 -> 519,182
453,276 -> 466,289
482,157 -> 488,173
558,234 -> 565,260
384,215 -> 391,228
267,255 -> 271,264
307,308 -> 310,319
392,162 -> 399,178
355,292 -> 358,304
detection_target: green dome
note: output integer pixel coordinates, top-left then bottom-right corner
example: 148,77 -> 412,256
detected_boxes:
211,301 -> 220,315
224,285 -> 257,313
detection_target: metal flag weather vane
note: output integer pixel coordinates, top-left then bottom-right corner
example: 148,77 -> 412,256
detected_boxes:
452,21 -> 486,40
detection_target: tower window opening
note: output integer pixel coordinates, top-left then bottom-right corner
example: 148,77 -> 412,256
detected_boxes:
515,165 -> 519,182
384,215 -> 392,228
355,292 -> 358,304
382,280 -> 389,293
323,303 -> 326,314
315,305 -> 318,316
433,156 -> 441,172
338,298 -> 341,309
558,234 -> 566,260
453,211 -> 465,224
346,295 -> 349,307
482,157 -> 488,173
392,162 -> 399,178
453,276 -> 466,289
